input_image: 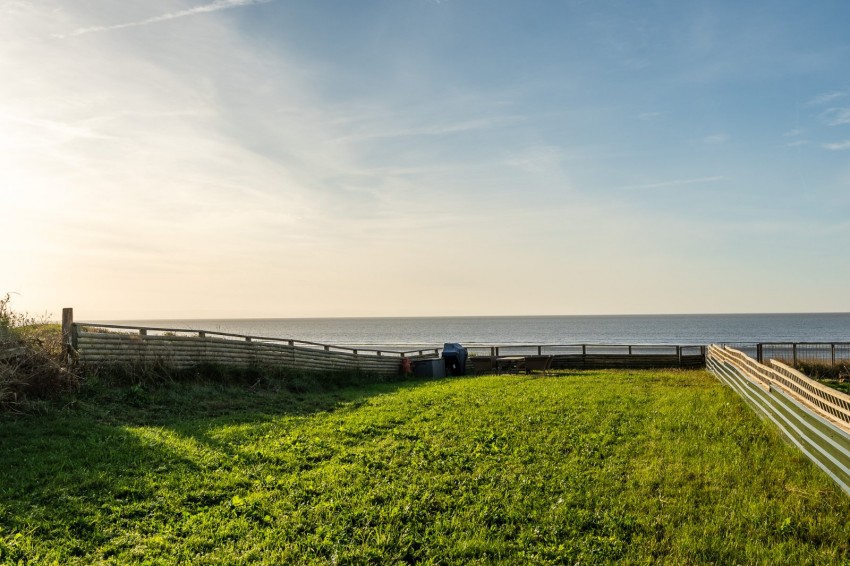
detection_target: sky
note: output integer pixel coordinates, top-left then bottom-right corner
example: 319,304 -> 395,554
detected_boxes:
2,0 -> 850,320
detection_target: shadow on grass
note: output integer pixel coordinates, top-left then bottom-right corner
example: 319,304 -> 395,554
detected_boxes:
0,365 -> 446,559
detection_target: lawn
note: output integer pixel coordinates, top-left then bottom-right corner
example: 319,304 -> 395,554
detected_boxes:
2,369 -> 850,564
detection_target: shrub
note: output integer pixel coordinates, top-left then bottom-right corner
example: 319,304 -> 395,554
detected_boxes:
0,294 -> 77,411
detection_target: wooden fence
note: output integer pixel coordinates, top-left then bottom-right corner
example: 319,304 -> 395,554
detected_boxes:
62,309 -> 706,375
707,345 -> 850,495
63,310 -> 438,377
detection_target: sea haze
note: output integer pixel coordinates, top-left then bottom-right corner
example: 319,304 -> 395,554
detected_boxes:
95,313 -> 850,349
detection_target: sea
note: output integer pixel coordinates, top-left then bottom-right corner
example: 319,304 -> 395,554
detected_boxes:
96,313 -> 850,350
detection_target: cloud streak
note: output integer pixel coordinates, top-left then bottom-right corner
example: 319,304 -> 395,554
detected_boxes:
702,133 -> 729,144
823,141 -> 850,151
822,107 -> 850,126
808,90 -> 849,105
60,0 -> 274,38
615,176 -> 726,191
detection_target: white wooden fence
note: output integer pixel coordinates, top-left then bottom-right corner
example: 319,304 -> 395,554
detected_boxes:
707,344 -> 850,494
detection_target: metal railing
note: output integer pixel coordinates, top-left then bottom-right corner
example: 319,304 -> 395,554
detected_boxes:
721,342 -> 850,368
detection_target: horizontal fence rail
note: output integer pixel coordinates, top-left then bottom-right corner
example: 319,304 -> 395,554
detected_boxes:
73,322 -> 440,358
63,310 -> 429,376
707,345 -> 850,495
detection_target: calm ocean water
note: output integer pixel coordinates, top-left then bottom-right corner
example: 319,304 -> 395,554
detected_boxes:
98,313 -> 850,349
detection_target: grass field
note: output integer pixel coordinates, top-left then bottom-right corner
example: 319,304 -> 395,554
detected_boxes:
2,369 -> 850,564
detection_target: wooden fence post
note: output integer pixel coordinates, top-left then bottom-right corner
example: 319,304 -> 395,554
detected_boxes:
61,308 -> 76,357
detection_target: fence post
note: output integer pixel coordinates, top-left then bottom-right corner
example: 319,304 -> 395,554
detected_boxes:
756,344 -> 763,364
61,308 -> 76,359
677,345 -> 682,366
793,343 -> 797,367
832,344 -> 836,369
538,346 -> 542,356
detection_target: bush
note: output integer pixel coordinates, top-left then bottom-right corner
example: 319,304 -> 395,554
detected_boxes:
795,360 -> 850,381
0,294 -> 77,411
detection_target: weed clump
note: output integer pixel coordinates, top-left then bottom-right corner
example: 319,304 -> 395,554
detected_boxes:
0,293 -> 77,411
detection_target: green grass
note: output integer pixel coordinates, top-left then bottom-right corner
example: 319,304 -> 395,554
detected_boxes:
2,370 -> 850,564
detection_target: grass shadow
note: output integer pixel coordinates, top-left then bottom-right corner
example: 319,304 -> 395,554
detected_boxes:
0,368 -> 448,561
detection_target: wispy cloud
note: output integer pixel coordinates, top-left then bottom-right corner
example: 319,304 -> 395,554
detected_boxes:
808,90 -> 849,105
637,112 -> 664,121
505,145 -> 564,174
786,139 -> 809,147
702,133 -> 729,144
822,107 -> 850,126
783,128 -> 803,137
60,0 -> 274,38
614,176 -> 726,191
334,115 -> 521,143
823,140 -> 850,151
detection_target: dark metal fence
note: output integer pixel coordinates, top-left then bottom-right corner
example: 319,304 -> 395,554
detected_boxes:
722,342 -> 850,368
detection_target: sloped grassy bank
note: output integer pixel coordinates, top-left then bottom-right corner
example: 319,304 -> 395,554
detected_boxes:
2,369 -> 850,564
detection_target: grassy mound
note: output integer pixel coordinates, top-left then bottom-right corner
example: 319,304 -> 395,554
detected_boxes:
2,369 -> 849,563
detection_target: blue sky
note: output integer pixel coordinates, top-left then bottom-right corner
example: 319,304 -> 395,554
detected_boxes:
2,0 -> 849,318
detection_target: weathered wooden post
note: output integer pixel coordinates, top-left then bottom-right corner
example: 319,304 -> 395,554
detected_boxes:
61,308 -> 77,361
